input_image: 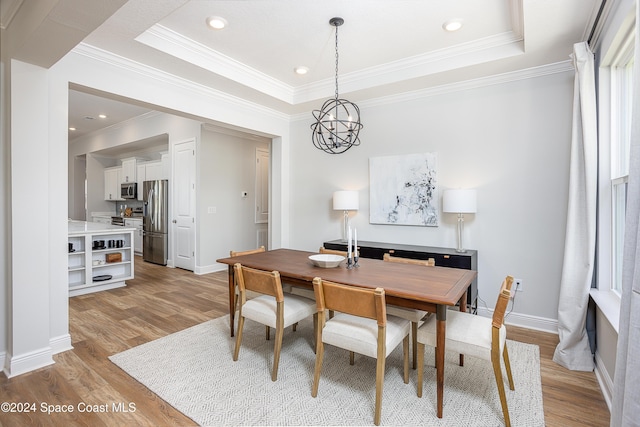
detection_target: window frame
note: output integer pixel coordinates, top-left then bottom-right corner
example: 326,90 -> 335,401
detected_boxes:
593,6 -> 635,331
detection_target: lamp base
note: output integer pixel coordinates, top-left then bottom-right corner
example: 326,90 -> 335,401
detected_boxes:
455,213 -> 466,253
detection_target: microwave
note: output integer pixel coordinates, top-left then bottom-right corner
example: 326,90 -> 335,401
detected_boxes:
120,182 -> 137,199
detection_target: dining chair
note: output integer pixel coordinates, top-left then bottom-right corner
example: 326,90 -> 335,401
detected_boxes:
230,246 -> 266,313
311,277 -> 410,425
231,246 -> 299,338
382,253 -> 434,369
233,263 -> 318,381
416,276 -> 515,426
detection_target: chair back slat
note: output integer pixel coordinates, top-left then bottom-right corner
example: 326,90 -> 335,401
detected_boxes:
491,276 -> 514,328
234,263 -> 284,302
313,277 -> 385,325
383,253 -> 435,266
230,246 -> 265,257
319,247 -> 349,257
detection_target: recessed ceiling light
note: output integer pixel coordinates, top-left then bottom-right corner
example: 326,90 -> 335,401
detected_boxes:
206,16 -> 227,30
443,20 -> 463,32
294,66 -> 309,75
69,127 -> 76,131
98,114 -> 107,119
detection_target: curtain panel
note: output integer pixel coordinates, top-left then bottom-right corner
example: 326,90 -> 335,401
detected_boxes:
552,42 -> 598,372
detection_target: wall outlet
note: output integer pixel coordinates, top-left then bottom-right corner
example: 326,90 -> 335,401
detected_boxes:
515,278 -> 523,292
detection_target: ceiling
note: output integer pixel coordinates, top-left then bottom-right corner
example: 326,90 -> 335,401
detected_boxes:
4,0 -> 604,142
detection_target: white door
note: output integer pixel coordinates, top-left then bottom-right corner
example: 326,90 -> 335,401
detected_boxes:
255,148 -> 269,224
173,139 -> 196,271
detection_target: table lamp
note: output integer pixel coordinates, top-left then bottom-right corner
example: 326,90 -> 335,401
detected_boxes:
333,190 -> 359,242
443,189 -> 477,253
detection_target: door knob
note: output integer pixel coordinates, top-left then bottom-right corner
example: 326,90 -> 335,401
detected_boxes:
172,219 -> 177,223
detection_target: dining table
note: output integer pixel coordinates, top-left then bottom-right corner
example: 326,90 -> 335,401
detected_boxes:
216,248 -> 477,419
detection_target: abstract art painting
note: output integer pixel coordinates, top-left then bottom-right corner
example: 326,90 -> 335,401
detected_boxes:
369,153 -> 438,226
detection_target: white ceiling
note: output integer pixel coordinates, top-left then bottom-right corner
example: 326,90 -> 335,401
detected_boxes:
6,0 -> 603,141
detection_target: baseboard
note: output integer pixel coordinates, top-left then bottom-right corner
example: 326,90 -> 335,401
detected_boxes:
594,350 -> 614,411
476,306 -> 558,334
50,334 -> 73,355
195,263 -> 227,275
3,346 -> 54,378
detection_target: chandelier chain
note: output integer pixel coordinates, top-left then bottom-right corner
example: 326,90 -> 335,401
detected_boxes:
334,24 -> 339,100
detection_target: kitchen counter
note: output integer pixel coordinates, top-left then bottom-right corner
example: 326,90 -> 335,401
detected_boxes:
69,220 -> 136,235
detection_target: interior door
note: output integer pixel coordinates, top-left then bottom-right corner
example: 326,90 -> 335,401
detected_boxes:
255,148 -> 269,224
173,138 -> 196,271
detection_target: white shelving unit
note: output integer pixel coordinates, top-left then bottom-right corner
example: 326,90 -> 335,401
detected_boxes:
68,224 -> 135,297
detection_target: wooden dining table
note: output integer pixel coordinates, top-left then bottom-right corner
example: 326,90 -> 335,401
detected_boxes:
216,248 -> 477,418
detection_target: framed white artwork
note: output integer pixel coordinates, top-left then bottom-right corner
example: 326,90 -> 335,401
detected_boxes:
369,152 -> 438,226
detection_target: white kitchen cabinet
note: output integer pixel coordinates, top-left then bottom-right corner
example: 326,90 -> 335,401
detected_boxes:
145,161 -> 162,181
104,167 -> 122,201
121,158 -> 137,183
161,153 -> 170,179
125,218 -> 143,255
137,161 -> 163,200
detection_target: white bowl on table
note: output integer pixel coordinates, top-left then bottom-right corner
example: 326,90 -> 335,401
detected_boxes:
309,254 -> 346,268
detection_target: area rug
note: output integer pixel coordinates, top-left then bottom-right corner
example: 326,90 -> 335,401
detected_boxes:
109,315 -> 544,426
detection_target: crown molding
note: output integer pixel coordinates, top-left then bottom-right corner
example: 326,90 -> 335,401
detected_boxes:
291,60 -> 574,122
135,23 -> 525,106
71,43 -> 289,122
295,31 -> 525,103
136,24 -> 296,104
361,60 -> 574,109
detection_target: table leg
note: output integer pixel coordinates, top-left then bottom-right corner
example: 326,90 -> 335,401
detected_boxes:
228,265 -> 235,337
436,304 -> 446,418
459,290 -> 467,366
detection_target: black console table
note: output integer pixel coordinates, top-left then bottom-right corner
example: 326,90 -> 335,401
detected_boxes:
323,239 -> 477,309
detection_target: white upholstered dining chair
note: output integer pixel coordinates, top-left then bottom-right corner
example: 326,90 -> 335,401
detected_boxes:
232,263 -> 317,381
383,252 -> 434,369
311,277 -> 410,425
416,276 -> 516,426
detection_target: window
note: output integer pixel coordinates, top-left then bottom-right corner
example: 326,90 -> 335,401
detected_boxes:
601,10 -> 634,295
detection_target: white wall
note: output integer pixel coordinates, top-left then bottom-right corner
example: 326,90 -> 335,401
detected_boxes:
198,128 -> 269,271
289,70 -> 574,330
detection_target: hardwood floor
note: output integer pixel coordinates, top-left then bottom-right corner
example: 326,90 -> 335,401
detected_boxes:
1,257 -> 610,426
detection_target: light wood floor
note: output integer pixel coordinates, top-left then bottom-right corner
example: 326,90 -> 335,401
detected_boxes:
1,257 -> 610,426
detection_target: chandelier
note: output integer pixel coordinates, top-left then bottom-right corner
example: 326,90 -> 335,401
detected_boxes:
311,17 -> 363,154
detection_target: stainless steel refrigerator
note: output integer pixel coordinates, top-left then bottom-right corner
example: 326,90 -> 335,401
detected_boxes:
143,179 -> 168,265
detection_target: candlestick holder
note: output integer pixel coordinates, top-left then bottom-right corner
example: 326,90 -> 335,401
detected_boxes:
347,256 -> 354,269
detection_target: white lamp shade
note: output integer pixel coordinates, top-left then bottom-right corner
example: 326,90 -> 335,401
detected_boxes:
443,189 -> 477,213
333,190 -> 359,211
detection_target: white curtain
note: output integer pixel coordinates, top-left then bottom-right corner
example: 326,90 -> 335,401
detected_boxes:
552,42 -> 597,371
611,3 -> 640,425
